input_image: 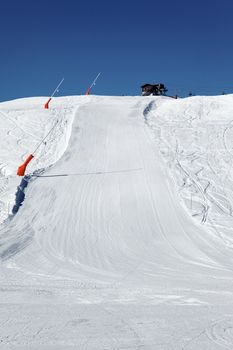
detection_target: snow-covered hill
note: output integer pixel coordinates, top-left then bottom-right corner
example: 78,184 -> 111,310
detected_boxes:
1,94 -> 233,349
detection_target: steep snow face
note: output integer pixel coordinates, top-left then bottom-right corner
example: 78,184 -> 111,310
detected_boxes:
0,96 -> 87,223
1,95 -> 233,349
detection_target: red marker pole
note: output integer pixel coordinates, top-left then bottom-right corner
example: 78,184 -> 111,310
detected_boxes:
44,78 -> 64,109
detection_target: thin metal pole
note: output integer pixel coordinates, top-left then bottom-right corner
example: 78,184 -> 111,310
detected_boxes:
50,78 -> 65,98
89,72 -> 101,90
32,120 -> 59,155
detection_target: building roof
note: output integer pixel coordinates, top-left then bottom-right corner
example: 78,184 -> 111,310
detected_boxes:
141,84 -> 153,88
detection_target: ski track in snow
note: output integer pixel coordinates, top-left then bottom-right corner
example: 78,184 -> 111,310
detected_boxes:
1,95 -> 233,348
0,97 -> 84,226
146,96 -> 233,246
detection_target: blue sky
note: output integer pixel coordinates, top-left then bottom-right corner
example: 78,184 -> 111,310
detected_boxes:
0,0 -> 233,101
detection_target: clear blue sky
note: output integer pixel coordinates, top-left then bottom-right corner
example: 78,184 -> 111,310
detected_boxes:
0,0 -> 233,101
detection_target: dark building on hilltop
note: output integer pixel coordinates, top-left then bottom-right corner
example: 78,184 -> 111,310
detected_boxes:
141,83 -> 168,96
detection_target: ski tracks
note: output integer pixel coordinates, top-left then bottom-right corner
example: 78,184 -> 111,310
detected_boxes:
205,316 -> 233,349
0,102 -> 76,226
145,97 -> 233,251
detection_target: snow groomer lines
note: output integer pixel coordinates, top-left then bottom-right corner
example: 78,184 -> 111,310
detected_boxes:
2,95 -> 233,349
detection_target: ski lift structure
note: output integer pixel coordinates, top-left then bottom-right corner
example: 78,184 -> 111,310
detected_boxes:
141,83 -> 168,96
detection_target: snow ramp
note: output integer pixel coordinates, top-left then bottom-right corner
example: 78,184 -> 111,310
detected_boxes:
1,96 -> 233,349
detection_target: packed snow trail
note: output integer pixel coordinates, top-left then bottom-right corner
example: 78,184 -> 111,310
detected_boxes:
1,96 -> 233,349
0,97 -> 223,279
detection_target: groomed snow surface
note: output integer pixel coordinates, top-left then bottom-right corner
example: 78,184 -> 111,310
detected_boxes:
1,94 -> 233,349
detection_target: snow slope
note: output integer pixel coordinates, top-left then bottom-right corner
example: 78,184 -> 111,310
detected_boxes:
1,95 -> 233,349
0,96 -> 87,224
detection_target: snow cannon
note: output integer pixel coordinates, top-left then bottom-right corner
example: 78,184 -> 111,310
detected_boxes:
44,97 -> 52,109
85,88 -> 91,96
17,154 -> 34,176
